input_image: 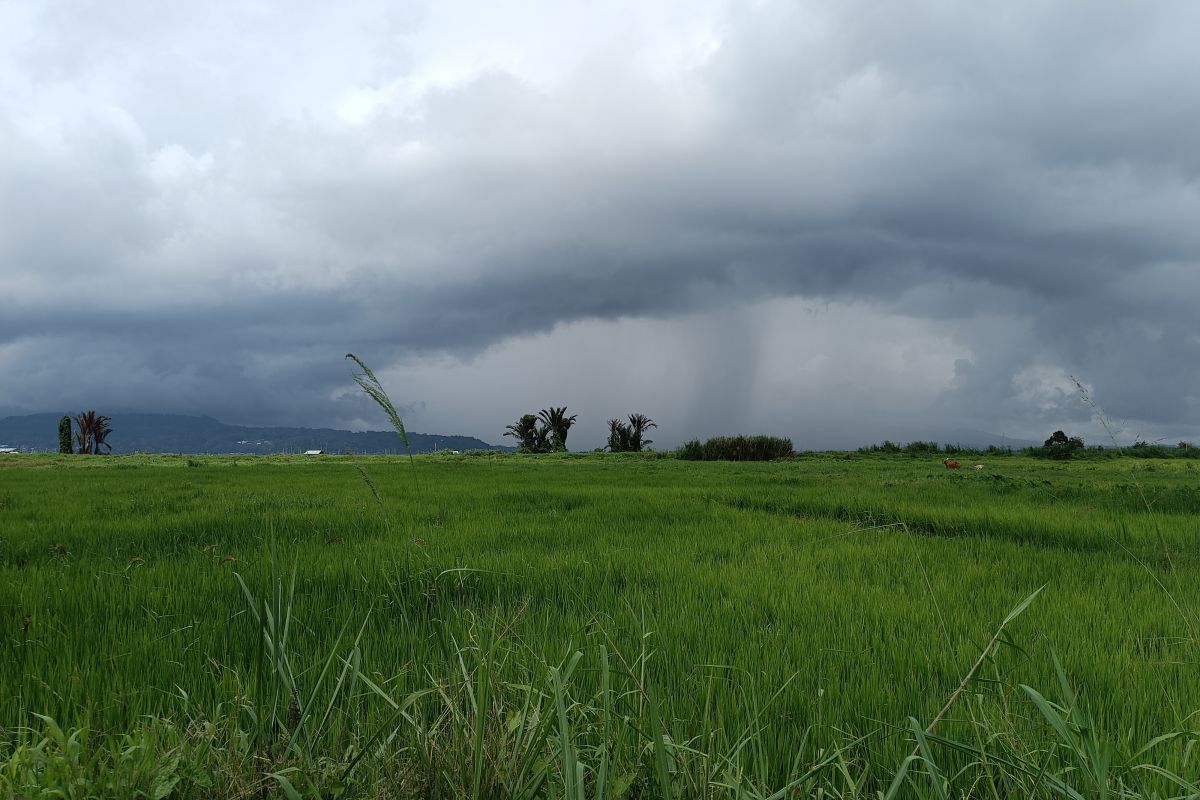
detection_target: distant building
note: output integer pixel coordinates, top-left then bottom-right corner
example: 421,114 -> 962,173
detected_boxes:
303,449 -> 324,455
0,446 -> 19,454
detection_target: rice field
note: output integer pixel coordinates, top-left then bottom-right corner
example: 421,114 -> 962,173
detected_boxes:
1,451 -> 1198,797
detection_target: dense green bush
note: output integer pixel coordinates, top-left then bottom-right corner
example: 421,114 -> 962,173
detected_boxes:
677,434 -> 793,461
1128,441 -> 1171,458
859,440 -> 1009,457
1123,441 -> 1200,459
57,415 -> 73,454
1039,430 -> 1085,460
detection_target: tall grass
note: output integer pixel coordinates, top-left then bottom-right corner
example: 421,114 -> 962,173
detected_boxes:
677,435 -> 794,461
1,452 -> 1197,795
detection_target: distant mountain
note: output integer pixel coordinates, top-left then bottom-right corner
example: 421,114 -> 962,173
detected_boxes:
0,413 -> 510,454
938,428 -> 1038,450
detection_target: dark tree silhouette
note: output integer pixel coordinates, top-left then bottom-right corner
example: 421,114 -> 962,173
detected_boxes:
538,406 -> 577,451
93,415 -> 113,454
606,418 -> 631,452
57,415 -> 73,454
1042,430 -> 1083,460
505,414 -> 553,453
607,414 -> 656,452
627,413 -> 656,452
73,411 -> 113,455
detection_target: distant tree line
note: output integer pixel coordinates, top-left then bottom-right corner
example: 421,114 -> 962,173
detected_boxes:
503,409 -> 659,453
858,440 -> 1013,457
859,431 -> 1200,461
1026,431 -> 1198,460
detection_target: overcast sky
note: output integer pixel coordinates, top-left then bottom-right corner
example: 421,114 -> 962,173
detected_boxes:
2,1 -> 1198,450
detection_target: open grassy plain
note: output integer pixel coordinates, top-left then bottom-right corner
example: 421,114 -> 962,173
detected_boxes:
1,452 -> 1198,797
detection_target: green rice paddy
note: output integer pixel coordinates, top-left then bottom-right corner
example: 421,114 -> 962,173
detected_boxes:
1,452 -> 1197,797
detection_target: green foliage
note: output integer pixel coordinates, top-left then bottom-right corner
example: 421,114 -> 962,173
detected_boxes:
606,418 -> 631,452
3,455 -> 1200,795
57,416 -> 72,454
860,441 -> 1013,457
504,413 -> 553,453
0,715 -> 195,798
72,410 -> 113,455
504,407 -> 577,453
537,406 -> 577,451
1041,430 -> 1086,460
677,434 -> 794,461
607,413 -> 656,452
1127,441 -> 1175,458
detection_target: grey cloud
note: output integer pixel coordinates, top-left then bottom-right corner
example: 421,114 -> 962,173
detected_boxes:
2,0 -> 1198,445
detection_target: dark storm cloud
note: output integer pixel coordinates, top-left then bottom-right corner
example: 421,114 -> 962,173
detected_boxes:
2,0 -> 1198,444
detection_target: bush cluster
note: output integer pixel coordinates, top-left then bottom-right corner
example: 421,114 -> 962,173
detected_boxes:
1124,441 -> 1200,459
1039,430 -> 1085,460
677,435 -> 794,461
858,440 -> 1010,457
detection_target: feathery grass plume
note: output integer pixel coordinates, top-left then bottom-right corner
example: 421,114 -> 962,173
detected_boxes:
346,353 -> 418,486
1072,374 -> 1198,643
345,353 -> 409,450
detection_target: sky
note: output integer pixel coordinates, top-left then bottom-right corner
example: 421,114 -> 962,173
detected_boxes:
2,1 -> 1198,450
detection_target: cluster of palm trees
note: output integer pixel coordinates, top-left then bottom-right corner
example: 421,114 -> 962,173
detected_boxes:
504,408 -> 656,453
72,410 -> 113,454
607,413 -> 656,452
504,407 -> 578,453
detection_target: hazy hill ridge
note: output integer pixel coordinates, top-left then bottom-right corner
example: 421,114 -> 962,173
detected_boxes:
0,413 -> 508,454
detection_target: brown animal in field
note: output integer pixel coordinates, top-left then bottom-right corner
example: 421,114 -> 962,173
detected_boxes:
942,458 -> 961,469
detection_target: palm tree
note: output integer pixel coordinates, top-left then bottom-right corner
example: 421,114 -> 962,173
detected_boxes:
92,415 -> 113,454
531,423 -> 553,454
73,410 -> 113,455
504,414 -> 542,453
627,413 -> 656,452
606,418 -> 631,452
538,406 -> 577,451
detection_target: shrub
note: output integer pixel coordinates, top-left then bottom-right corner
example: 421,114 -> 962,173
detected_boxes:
1128,441 -> 1171,459
57,416 -> 72,454
678,435 -> 793,461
